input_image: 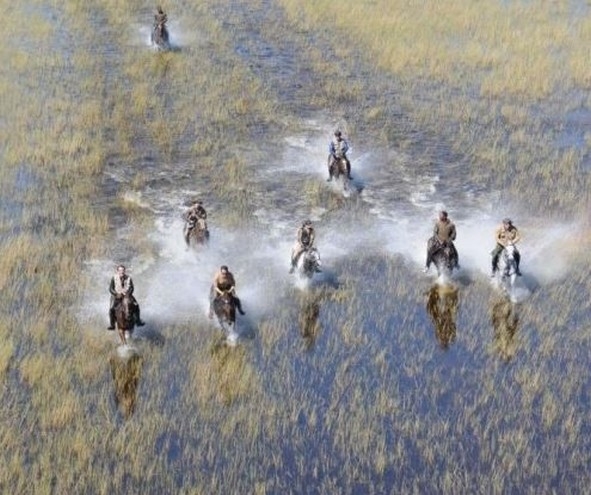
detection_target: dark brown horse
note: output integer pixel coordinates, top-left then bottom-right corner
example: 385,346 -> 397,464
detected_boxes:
151,22 -> 170,50
213,290 -> 236,335
329,157 -> 350,192
187,218 -> 210,247
114,295 -> 135,346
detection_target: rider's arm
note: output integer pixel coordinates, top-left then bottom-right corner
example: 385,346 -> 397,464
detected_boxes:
494,226 -> 503,245
328,141 -> 335,155
127,278 -> 135,296
511,228 -> 521,244
109,277 -> 117,296
449,224 -> 457,241
342,140 -> 349,154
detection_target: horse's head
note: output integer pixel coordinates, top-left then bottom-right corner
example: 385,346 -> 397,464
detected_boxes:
504,243 -> 516,259
214,291 -> 236,325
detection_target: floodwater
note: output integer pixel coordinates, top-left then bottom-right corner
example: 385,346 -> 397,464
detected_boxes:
5,0 -> 591,493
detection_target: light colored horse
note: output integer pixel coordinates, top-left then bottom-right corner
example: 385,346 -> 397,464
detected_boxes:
498,243 -> 518,292
296,247 -> 322,279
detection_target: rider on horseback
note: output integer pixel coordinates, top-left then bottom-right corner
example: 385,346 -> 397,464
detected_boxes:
183,199 -> 207,246
154,5 -> 168,27
327,130 -> 352,181
108,265 -> 145,330
209,265 -> 246,318
423,211 -> 459,273
491,218 -> 522,277
290,220 -> 320,273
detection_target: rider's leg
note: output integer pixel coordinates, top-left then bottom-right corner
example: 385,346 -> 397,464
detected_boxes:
514,249 -> 522,275
134,302 -> 145,326
424,238 -> 435,271
491,244 -> 503,276
108,305 -> 116,330
234,296 -> 246,315
327,155 -> 334,181
452,244 -> 460,269
290,245 -> 302,273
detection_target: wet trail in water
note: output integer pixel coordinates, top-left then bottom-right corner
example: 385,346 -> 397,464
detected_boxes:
80,0 -> 581,342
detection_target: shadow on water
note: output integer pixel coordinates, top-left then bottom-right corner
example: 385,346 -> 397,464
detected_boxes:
425,284 -> 459,349
109,349 -> 143,420
491,298 -> 520,362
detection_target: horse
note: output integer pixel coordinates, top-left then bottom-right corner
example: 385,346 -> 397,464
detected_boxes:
114,295 -> 135,347
187,218 -> 209,247
429,238 -> 458,278
328,156 -> 350,193
212,290 -> 238,344
296,247 -> 322,279
151,22 -> 170,50
497,243 -> 518,292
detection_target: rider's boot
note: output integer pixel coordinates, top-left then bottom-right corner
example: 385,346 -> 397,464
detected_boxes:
235,297 -> 246,316
135,307 -> 145,326
346,162 -> 353,180
491,263 -> 498,278
107,309 -> 116,330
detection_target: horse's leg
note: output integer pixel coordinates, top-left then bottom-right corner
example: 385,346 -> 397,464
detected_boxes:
118,327 -> 127,346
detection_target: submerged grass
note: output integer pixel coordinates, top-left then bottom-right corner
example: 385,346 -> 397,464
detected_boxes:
0,0 -> 590,493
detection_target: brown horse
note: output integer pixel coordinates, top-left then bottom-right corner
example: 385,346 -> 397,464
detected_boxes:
114,295 -> 135,346
329,157 -> 350,192
187,218 -> 210,247
151,22 -> 170,50
213,290 -> 237,337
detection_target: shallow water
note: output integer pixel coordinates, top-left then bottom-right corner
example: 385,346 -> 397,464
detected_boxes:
5,0 -> 591,493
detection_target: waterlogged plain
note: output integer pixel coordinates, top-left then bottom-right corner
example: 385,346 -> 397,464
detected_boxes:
1,0 -> 591,493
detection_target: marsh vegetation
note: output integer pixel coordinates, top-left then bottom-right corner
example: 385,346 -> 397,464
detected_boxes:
1,0 -> 590,493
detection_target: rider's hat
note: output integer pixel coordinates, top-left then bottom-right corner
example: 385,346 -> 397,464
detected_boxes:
502,217 -> 512,224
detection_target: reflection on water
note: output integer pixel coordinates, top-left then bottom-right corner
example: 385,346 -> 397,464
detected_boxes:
208,342 -> 252,406
491,298 -> 520,362
426,285 -> 459,349
109,350 -> 143,420
298,295 -> 321,351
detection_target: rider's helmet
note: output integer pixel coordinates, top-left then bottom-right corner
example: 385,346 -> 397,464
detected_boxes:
502,217 -> 512,225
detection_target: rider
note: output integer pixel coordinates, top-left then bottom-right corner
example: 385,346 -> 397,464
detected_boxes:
154,5 -> 168,27
327,130 -> 352,181
209,265 -> 246,318
423,210 -> 459,273
491,218 -> 522,277
290,220 -> 320,273
108,265 -> 145,330
183,199 -> 207,246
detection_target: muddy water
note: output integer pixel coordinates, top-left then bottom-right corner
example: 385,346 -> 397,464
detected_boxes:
7,0 -> 591,492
